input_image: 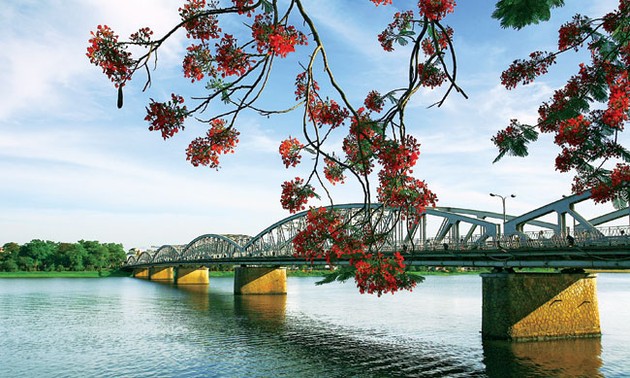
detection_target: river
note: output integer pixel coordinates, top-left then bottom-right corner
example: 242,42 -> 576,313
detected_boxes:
0,274 -> 628,377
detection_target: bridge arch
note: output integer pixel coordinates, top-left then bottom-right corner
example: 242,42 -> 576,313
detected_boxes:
152,245 -> 181,264
179,234 -> 245,261
135,251 -> 153,265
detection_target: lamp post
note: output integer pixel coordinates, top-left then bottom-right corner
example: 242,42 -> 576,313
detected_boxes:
490,193 -> 516,236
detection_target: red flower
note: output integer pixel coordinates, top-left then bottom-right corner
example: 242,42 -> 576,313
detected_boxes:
418,0 -> 456,21
252,14 -> 308,58
378,11 -> 414,52
186,119 -> 240,169
179,0 -> 221,41
307,99 -> 349,128
280,177 -> 317,213
278,137 -> 304,168
145,94 -> 188,139
364,90 -> 384,113
215,34 -> 253,77
86,25 -> 133,88
323,157 -> 346,185
501,51 -> 557,89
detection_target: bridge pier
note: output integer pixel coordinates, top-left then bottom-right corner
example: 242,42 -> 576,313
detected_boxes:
234,266 -> 287,295
175,267 -> 209,285
149,267 -> 174,282
481,272 -> 601,341
133,268 -> 150,279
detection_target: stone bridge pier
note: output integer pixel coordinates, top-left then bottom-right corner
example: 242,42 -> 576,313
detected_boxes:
481,272 -> 601,341
134,265 -> 287,295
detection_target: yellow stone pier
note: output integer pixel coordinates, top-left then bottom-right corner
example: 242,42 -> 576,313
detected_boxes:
234,266 -> 287,295
481,272 -> 601,341
175,267 -> 209,285
149,267 -> 174,282
133,268 -> 150,279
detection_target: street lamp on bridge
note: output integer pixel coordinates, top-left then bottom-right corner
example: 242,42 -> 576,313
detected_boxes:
490,193 -> 516,236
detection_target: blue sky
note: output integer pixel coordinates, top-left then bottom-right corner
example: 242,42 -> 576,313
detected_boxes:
0,0 -> 624,250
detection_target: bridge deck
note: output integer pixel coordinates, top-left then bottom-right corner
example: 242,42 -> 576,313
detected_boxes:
126,244 -> 630,270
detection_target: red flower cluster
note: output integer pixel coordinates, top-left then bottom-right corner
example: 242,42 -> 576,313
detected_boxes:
492,123 -> 517,148
292,208 -> 348,263
294,71 -> 320,101
308,99 -> 349,128
292,208 -> 416,296
554,115 -> 591,147
86,25 -> 133,88
501,51 -> 557,89
421,26 -> 453,56
186,119 -> 240,169
280,177 -> 317,213
558,15 -> 588,51
578,163 -> 630,203
215,34 -> 252,77
183,44 -> 214,82
378,11 -> 414,52
145,94 -> 188,139
232,0 -> 255,16
370,0 -> 393,6
418,0 -> 456,21
417,63 -> 447,88
364,90 -> 384,113
279,137 -> 304,168
603,71 -> 630,129
323,157 -> 346,185
342,108 -> 381,175
377,136 -> 420,174
377,172 -> 436,222
353,252 -> 416,296
129,27 -> 154,44
251,14 -> 308,58
179,0 -> 221,41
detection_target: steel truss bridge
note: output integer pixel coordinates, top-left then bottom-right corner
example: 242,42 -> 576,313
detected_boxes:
124,191 -> 630,271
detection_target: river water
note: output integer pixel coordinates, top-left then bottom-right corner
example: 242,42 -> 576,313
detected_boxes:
0,274 -> 628,377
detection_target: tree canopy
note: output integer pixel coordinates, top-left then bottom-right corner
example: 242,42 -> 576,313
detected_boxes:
0,240 -> 126,272
87,0 -> 629,295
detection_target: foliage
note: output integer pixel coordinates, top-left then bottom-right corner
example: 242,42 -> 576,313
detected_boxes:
492,0 -> 565,30
0,241 -> 127,272
492,0 -> 630,207
87,1 -> 628,294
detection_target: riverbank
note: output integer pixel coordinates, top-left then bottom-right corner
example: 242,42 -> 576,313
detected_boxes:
0,270 -> 130,278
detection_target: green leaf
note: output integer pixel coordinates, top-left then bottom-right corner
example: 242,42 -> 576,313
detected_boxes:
492,0 -> 565,30
315,266 -> 355,285
396,36 -> 409,46
612,194 -> 628,210
261,0 -> 273,13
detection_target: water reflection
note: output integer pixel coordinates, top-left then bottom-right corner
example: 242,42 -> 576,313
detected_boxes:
233,294 -> 287,328
176,284 -> 211,311
483,337 -> 603,377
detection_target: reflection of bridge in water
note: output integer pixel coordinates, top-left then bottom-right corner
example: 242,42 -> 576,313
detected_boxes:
124,191 -> 629,341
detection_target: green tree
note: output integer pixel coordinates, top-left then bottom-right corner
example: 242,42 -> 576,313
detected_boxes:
104,243 -> 126,269
80,240 -> 108,271
57,242 -> 89,271
0,243 -> 20,272
20,240 -> 58,271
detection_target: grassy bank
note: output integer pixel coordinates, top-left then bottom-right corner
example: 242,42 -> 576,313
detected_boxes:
0,270 -> 130,278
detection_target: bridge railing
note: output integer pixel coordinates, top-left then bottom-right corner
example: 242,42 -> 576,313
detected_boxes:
400,225 -> 630,252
